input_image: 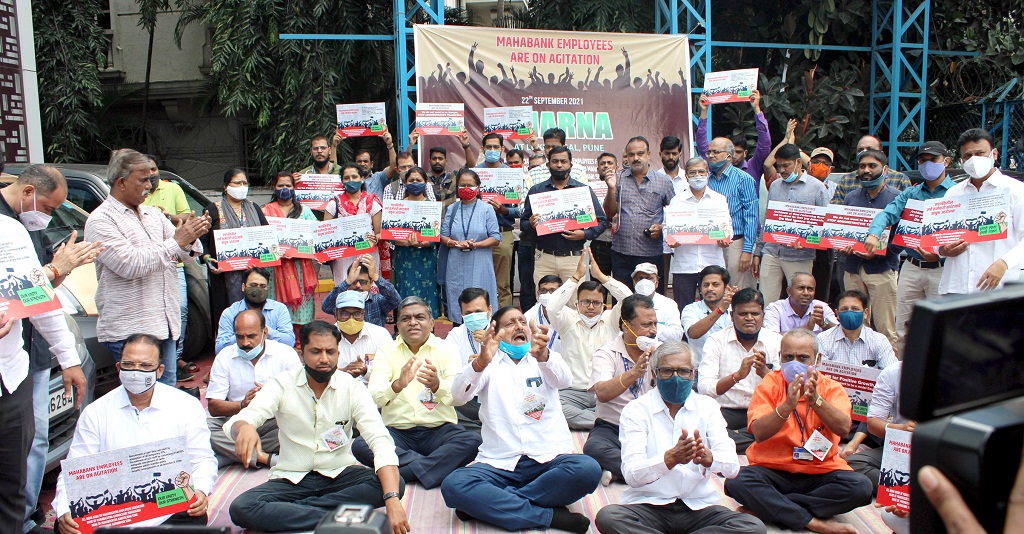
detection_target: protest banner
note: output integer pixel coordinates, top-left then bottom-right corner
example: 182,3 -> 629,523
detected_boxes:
414,26 -> 691,177
294,174 -> 342,211
762,201 -> 827,249
381,200 -> 443,242
587,179 -> 608,201
415,103 -> 465,135
891,199 -> 925,249
919,191 -> 1010,247
336,102 -> 387,138
213,226 -> 281,272
477,167 -> 526,205
817,360 -> 881,423
819,204 -> 888,254
663,202 -> 733,245
701,68 -> 759,104
0,230 -> 62,320
877,428 -> 912,512
313,215 -> 375,262
483,105 -> 534,139
529,186 -> 600,236
266,217 -> 316,259
61,436 -> 197,534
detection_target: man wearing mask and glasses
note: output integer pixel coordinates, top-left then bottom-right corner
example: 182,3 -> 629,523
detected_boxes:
332,290 -> 392,385
215,267 -> 295,353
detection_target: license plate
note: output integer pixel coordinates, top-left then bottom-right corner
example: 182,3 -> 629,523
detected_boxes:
49,388 -> 74,420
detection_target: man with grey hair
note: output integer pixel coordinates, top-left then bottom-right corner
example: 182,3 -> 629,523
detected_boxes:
704,137 -> 759,291
595,340 -> 766,534
85,149 -> 211,384
352,296 -> 481,489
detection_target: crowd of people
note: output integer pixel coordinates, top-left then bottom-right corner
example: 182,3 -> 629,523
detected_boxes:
0,101 -> 1021,534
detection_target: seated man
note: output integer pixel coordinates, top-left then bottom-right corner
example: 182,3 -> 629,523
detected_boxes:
333,290 -> 394,384
225,321 -> 409,533
524,274 -> 563,354
322,254 -> 402,328
207,310 -> 300,468
763,272 -> 838,334
445,287 -> 493,431
586,295 -> 658,485
595,341 -> 767,534
215,267 -> 295,353
55,334 -> 216,532
681,265 -> 737,366
443,307 -> 602,534
724,329 -> 873,534
353,296 -> 482,489
630,263 -> 684,342
697,288 -> 782,454
845,361 -> 913,489
817,290 -> 897,369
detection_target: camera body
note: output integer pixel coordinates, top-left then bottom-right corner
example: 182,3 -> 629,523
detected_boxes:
314,504 -> 390,534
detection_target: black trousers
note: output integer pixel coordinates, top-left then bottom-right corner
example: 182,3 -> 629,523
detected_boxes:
518,243 -> 536,311
0,377 -> 33,534
720,407 -> 755,455
583,418 -> 622,480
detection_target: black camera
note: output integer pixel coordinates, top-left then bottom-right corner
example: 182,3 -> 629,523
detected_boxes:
643,228 -> 653,238
901,285 -> 1024,533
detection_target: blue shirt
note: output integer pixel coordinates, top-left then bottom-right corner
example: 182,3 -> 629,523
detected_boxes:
475,162 -> 521,227
843,185 -> 901,274
707,163 -> 759,253
321,278 -> 402,328
866,176 -> 956,261
365,170 -> 391,200
520,178 -> 608,252
215,299 -> 295,353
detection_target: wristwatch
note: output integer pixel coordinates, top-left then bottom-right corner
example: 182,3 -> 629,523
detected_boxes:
383,491 -> 400,502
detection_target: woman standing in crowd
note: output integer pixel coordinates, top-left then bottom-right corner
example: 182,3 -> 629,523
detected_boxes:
324,163 -> 383,285
439,168 -> 501,324
262,171 -> 319,337
390,167 -> 440,317
201,168 -> 270,329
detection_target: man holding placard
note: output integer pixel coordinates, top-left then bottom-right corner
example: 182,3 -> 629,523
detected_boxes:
704,137 -> 759,291
696,88 -> 772,187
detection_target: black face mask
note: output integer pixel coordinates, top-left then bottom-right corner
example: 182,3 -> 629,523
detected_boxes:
550,168 -> 570,181
244,287 -> 268,307
735,328 -> 760,342
305,364 -> 337,384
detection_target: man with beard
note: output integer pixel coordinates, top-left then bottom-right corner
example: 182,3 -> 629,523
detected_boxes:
697,288 -> 781,454
295,135 -> 342,178
656,136 -> 686,193
351,131 -> 398,199
837,149 -> 900,348
225,321 -> 409,533
681,265 -> 736,366
764,273 -> 838,334
407,130 -> 475,206
215,267 -> 295,353
382,152 -> 427,201
831,135 -> 910,205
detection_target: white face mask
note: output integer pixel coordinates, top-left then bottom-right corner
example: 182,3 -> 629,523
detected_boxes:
636,336 -> 660,351
635,278 -> 656,297
120,369 -> 157,395
19,193 -> 52,232
963,154 -> 994,179
538,293 -> 553,308
579,311 -> 601,328
226,185 -> 249,201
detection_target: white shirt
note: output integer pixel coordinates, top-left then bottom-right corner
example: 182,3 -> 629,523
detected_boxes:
656,168 -> 689,195
667,188 -> 729,274
452,351 -> 574,470
338,322 -> 394,384
867,361 -> 909,425
54,384 -> 218,523
697,327 -> 782,409
446,323 -> 479,366
525,303 -> 562,354
546,277 -> 632,390
680,300 -> 732,367
620,390 -> 739,508
206,339 -> 302,403
650,292 -> 684,342
939,170 -> 1024,294
589,334 -> 655,426
817,325 -> 897,369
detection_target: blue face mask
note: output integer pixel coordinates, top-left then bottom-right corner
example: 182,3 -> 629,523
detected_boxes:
918,160 -> 946,181
484,149 -> 502,163
657,376 -> 693,405
463,312 -> 489,332
782,172 -> 799,183
781,360 -> 809,383
343,180 -> 363,194
237,338 -> 264,361
859,173 -> 884,189
708,159 -> 728,172
405,182 -> 427,196
499,340 -> 531,361
275,188 -> 294,201
838,310 -> 865,330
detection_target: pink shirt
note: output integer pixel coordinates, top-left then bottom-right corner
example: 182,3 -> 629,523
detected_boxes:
588,333 -> 654,426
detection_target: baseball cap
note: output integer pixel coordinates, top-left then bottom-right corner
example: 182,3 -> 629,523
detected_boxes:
632,263 -> 659,277
917,141 -> 948,157
335,290 -> 366,310
810,147 -> 834,162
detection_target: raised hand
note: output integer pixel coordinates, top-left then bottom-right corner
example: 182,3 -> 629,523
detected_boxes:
396,357 -> 424,391
51,230 -> 103,275
529,321 -> 550,362
416,358 -> 440,391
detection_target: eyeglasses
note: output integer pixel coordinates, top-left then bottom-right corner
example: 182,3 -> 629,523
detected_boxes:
311,146 -> 330,152
337,310 -> 365,321
685,171 -> 709,178
578,299 -> 604,309
705,149 -> 728,157
655,367 -> 695,380
120,362 -> 159,372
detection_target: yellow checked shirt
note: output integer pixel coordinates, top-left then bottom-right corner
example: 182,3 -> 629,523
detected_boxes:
368,334 -> 463,430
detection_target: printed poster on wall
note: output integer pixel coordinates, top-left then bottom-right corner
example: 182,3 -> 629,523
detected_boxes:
891,199 -> 925,249
414,25 -> 691,178
381,200 -> 443,242
919,191 -> 1010,247
877,427 -> 912,512
213,226 -> 281,272
762,201 -> 826,249
701,68 -> 759,104
415,103 -> 465,135
818,205 -> 888,254
477,167 -> 525,205
336,102 -> 387,138
817,360 -> 881,423
61,436 -> 196,534
266,217 -> 316,259
529,187 -> 600,236
483,105 -> 534,139
313,215 -> 375,262
0,231 -> 62,320
663,202 -> 733,245
295,174 -> 342,211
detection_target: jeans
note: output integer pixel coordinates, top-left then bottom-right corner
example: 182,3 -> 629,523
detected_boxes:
441,454 -> 601,531
21,369 -> 48,532
0,377 -> 33,534
176,265 -> 187,359
102,337 -> 178,385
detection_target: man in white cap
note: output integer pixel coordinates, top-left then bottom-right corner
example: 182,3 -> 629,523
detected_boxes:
630,262 -> 684,342
333,290 -> 394,384
807,147 -> 837,201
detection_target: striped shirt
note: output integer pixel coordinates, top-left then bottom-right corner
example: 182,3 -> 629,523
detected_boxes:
817,325 -> 897,369
707,164 -> 759,253
85,196 -> 201,342
612,167 -> 675,256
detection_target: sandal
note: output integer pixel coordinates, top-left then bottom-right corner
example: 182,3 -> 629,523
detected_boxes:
177,360 -> 200,374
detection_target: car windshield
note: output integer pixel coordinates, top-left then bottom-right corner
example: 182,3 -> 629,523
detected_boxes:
161,172 -> 210,214
46,201 -> 89,248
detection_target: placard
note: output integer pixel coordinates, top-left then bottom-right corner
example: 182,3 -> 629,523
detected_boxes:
877,427 -> 912,512
587,180 -> 608,201
483,105 -> 534,139
817,360 -> 881,423
701,68 -> 759,104
919,191 -> 1010,247
529,187 -> 599,236
891,199 -> 925,249
61,436 -> 197,534
295,174 -> 343,211
213,226 -> 281,272
336,102 -> 388,138
663,202 -> 733,245
266,217 -> 316,259
381,200 -> 443,242
415,103 -> 465,135
819,205 -> 888,254
762,201 -> 827,249
0,230 -> 62,320
313,215 -> 375,262
477,167 -> 525,205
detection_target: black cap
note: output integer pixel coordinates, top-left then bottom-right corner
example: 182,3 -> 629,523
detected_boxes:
917,141 -> 947,157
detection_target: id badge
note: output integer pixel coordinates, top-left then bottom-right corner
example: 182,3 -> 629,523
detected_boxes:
793,447 -> 814,461
804,429 -> 833,461
418,388 -> 438,411
321,425 -> 349,452
518,392 -> 546,421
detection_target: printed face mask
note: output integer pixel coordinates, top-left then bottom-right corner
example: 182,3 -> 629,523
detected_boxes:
120,369 -> 157,395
